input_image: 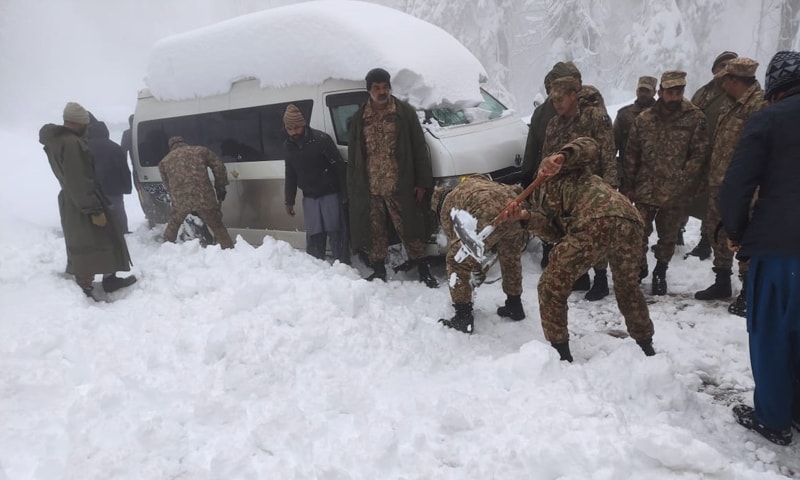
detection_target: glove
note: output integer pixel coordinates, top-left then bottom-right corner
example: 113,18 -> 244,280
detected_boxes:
91,212 -> 107,227
216,187 -> 227,202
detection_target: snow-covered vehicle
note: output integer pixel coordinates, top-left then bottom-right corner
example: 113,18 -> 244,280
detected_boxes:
132,0 -> 527,251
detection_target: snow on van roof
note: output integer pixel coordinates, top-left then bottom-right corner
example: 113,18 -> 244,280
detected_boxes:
145,0 -> 487,109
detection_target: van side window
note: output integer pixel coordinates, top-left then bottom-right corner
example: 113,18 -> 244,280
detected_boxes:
136,100 -> 313,166
325,92 -> 370,146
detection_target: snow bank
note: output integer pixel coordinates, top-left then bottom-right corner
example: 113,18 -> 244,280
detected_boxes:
145,0 -> 487,109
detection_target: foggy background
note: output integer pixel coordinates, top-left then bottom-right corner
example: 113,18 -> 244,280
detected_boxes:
0,0 -> 798,130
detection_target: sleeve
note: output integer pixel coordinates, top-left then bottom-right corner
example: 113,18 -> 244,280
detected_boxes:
322,133 -> 347,199
206,148 -> 229,189
621,117 -> 642,197
61,140 -> 103,214
406,103 -> 433,189
158,162 -> 170,193
681,112 -> 710,193
284,157 -> 298,206
595,111 -> 617,187
115,144 -> 132,194
719,113 -> 767,242
526,209 -> 562,243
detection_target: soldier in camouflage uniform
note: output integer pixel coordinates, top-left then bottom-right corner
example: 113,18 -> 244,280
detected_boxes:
622,71 -> 710,295
523,62 -> 607,271
431,176 -> 526,334
685,51 -> 739,259
542,76 -> 616,301
501,137 -> 655,361
347,68 -> 438,288
159,136 -> 234,249
694,58 -> 766,318
614,76 -> 657,192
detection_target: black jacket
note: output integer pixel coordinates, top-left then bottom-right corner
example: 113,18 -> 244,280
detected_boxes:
720,91 -> 800,257
284,128 -> 345,204
88,122 -> 132,196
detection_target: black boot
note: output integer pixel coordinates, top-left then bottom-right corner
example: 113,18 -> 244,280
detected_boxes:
676,227 -> 685,246
417,259 -> 439,288
584,269 -> 609,301
651,261 -> 668,296
102,274 -> 137,293
541,242 -> 553,269
497,295 -> 525,321
733,404 -> 793,446
685,233 -> 711,260
694,267 -> 732,300
551,342 -> 573,362
636,338 -> 656,356
367,262 -> 387,282
572,272 -> 591,291
728,272 -> 747,317
439,303 -> 474,334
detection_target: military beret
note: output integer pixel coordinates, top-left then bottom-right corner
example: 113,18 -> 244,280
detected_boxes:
637,76 -> 658,92
660,70 -> 687,89
714,57 -> 758,79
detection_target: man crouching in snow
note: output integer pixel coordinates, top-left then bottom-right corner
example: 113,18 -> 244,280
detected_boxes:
432,176 -> 527,334
499,137 -> 655,361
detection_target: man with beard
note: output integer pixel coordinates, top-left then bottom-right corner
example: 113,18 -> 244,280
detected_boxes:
347,68 -> 438,288
694,58 -> 766,317
614,75 -> 657,192
283,104 -> 349,264
622,71 -> 710,295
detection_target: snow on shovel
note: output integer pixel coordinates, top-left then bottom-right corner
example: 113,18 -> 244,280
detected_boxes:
452,170 -> 555,263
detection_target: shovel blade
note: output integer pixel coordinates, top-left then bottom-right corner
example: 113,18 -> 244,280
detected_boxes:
451,209 -> 493,262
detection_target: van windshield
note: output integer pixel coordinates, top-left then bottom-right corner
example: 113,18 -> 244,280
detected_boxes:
423,89 -> 507,127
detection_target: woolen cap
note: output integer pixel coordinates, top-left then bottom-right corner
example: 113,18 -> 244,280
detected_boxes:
63,102 -> 90,125
637,76 -> 658,92
661,70 -> 687,89
714,57 -> 758,79
712,51 -> 738,72
365,68 -> 391,90
283,104 -> 306,129
764,50 -> 800,99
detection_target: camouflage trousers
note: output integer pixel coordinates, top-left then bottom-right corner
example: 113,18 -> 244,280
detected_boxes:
636,203 -> 684,266
164,207 -> 234,249
704,186 -> 748,273
538,217 -> 654,344
368,194 -> 426,262
445,222 -> 524,304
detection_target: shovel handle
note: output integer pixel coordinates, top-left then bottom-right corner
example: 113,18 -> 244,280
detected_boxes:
490,171 -> 552,226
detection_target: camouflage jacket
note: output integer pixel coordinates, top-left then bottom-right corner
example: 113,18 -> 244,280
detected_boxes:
622,99 -> 709,207
159,144 -> 228,211
542,103 -> 617,187
527,137 -> 642,243
439,176 -> 522,243
613,99 -> 654,162
708,82 -> 766,187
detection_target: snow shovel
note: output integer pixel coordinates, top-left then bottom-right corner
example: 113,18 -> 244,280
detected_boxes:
452,171 -> 553,263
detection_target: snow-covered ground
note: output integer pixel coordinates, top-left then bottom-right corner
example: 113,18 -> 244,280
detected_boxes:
1,128 -> 798,479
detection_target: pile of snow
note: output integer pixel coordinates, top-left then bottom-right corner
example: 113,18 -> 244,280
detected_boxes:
145,0 -> 487,109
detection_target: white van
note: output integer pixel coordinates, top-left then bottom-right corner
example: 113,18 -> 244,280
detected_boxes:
132,1 -> 527,252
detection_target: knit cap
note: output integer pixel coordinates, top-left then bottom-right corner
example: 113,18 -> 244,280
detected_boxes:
63,102 -> 90,125
283,104 -> 306,129
764,50 -> 800,100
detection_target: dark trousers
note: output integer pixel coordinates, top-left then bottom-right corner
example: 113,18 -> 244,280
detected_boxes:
747,254 -> 800,431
